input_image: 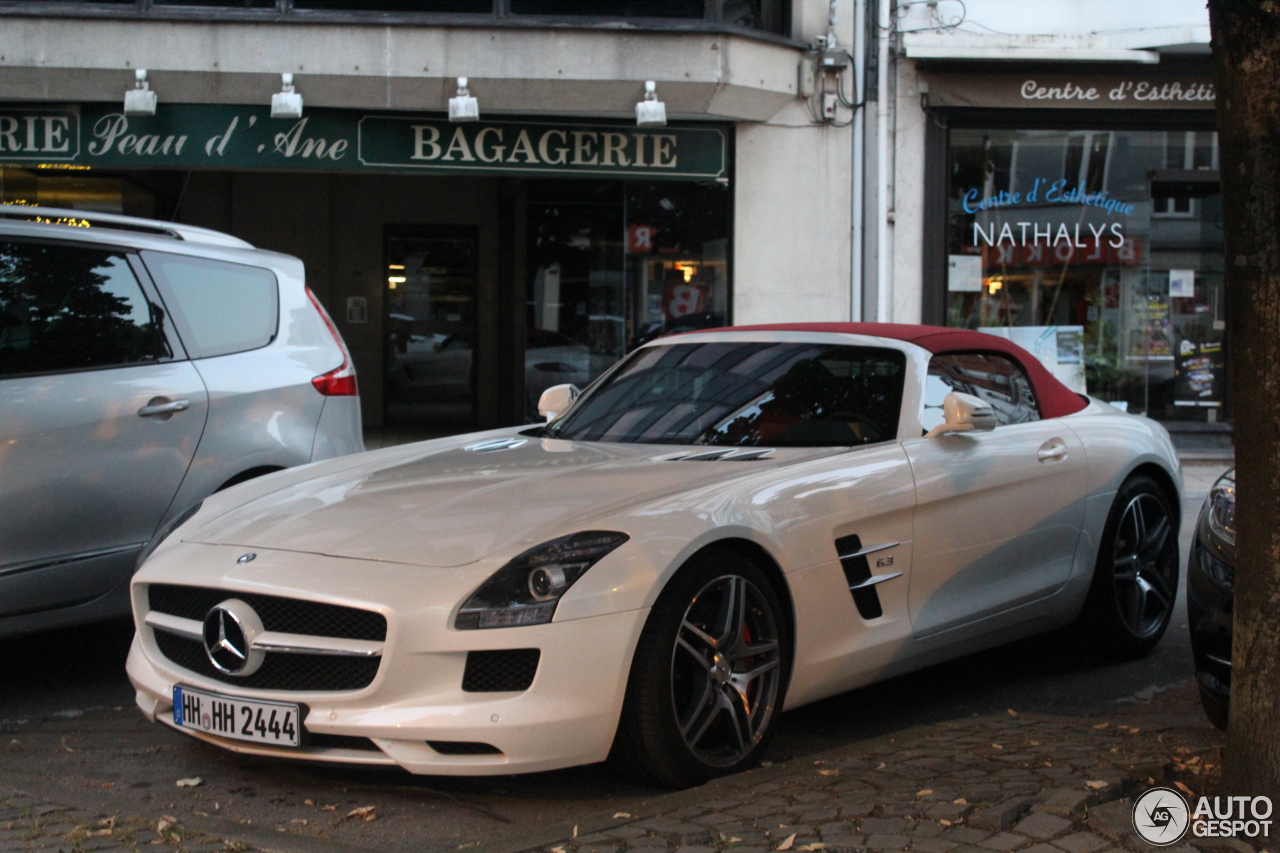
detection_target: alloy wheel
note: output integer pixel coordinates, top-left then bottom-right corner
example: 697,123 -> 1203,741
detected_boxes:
670,574 -> 782,768
1111,492 -> 1178,638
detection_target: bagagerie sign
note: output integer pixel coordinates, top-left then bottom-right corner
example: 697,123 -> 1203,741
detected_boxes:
922,73 -> 1216,110
0,104 -> 728,181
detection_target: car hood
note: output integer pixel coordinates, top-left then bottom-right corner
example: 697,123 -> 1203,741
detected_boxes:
186,436 -> 825,568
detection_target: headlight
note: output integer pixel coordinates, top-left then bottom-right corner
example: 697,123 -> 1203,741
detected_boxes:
1207,473 -> 1236,547
455,531 -> 629,630
136,501 -> 203,570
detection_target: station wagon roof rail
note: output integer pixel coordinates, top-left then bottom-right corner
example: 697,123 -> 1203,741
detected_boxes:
0,205 -> 254,250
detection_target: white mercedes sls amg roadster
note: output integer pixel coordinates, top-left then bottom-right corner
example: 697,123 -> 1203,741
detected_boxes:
128,324 -> 1182,786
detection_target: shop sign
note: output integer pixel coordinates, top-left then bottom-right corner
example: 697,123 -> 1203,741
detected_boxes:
921,73 -> 1215,110
0,104 -> 727,181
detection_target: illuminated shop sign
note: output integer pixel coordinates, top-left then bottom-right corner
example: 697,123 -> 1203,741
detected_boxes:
0,105 -> 728,181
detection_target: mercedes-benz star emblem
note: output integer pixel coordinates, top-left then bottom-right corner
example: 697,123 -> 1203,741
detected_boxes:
237,553 -> 257,564
201,599 -> 266,676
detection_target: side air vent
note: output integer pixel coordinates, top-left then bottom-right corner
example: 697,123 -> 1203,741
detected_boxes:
461,649 -> 541,692
308,733 -> 381,752
427,741 -> 503,755
833,534 -> 901,620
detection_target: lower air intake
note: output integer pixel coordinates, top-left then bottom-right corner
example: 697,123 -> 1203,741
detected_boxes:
461,649 -> 540,692
427,741 -> 503,755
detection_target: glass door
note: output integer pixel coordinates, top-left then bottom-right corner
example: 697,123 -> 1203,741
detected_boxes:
384,226 -> 479,425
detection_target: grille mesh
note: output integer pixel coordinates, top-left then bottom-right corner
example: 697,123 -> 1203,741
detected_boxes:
461,649 -> 540,692
148,584 -> 386,641
154,632 -> 380,692
309,733 -> 381,751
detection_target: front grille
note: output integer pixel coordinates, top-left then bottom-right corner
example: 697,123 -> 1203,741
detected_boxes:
154,632 -> 380,692
309,733 -> 381,752
462,649 -> 540,692
428,741 -> 503,755
148,584 -> 386,641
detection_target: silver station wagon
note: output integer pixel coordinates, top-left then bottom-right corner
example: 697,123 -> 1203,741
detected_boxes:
0,206 -> 363,637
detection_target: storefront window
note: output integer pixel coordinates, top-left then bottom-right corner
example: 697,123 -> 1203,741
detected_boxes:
946,128 -> 1224,422
524,179 -> 730,421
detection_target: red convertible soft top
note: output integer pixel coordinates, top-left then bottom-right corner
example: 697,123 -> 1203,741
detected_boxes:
700,322 -> 1089,420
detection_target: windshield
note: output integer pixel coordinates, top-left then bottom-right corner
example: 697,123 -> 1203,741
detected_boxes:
549,341 -> 906,446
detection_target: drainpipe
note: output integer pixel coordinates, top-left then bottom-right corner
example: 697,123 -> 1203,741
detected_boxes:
875,0 -> 893,322
851,0 -> 866,321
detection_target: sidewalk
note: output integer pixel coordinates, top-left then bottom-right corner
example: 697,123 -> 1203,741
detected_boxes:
1,684 -> 1237,853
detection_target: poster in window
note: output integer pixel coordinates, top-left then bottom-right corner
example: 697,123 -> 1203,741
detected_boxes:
1174,339 -> 1224,407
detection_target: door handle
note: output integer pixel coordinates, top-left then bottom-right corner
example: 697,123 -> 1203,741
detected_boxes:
1037,439 -> 1067,462
137,398 -> 191,417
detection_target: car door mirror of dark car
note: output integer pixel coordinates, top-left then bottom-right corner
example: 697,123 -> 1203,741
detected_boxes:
925,391 -> 998,438
538,383 -> 580,422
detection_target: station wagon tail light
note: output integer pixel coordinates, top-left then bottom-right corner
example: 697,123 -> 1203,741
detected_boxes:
455,531 -> 629,630
307,287 -> 358,397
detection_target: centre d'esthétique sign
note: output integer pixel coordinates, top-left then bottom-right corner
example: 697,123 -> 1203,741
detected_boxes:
0,104 -> 728,182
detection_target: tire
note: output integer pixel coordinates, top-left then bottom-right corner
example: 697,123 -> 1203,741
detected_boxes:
610,547 -> 791,787
1198,681 -> 1229,730
1077,474 -> 1180,659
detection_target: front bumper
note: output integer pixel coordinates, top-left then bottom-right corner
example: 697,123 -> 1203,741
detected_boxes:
129,544 -> 649,775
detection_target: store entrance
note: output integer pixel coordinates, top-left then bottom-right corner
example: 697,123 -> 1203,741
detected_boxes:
384,226 -> 481,426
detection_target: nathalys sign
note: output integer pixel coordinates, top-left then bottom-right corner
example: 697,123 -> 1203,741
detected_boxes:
0,104 -> 727,182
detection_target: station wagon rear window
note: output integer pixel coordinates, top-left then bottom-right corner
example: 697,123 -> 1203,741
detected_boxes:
142,252 -> 278,359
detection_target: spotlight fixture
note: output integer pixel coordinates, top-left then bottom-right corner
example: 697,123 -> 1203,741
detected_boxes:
449,77 -> 479,122
271,72 -> 303,119
635,80 -> 666,127
123,69 -> 157,116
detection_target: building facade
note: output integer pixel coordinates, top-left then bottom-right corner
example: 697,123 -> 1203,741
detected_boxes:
0,0 -> 865,429
0,0 -> 1222,434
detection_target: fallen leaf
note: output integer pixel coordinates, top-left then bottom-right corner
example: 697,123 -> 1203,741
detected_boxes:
573,825 -> 579,838
304,799 -> 315,806
1007,709 -> 1017,717
551,847 -> 566,853
60,735 -> 76,753
728,838 -> 742,844
156,816 -> 177,834
1093,723 -> 1109,730
991,744 -> 1003,749
97,818 -> 117,829
876,762 -> 886,770
87,828 -> 114,837
776,833 -> 797,851
1029,741 -> 1042,746
292,819 -> 308,825
917,789 -> 933,797
322,804 -> 337,811
612,812 -> 631,819
939,820 -> 953,826
1085,780 -> 1109,790
818,769 -> 840,776
798,844 -> 826,851
761,760 -> 774,767
175,777 -> 202,788
814,759 -> 827,765
346,806 -> 377,822
100,783 -> 115,789
1175,781 -> 1194,797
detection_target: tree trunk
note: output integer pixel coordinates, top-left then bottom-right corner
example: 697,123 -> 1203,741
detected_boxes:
1209,0 -> 1280,802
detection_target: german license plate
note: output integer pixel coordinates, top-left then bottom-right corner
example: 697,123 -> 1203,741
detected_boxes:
172,685 -> 300,747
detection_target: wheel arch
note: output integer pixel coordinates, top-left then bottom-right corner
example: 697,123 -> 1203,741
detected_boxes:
682,537 -> 798,668
1126,461 -> 1182,530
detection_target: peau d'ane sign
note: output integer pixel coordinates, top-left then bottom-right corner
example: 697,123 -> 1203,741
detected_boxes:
0,104 -> 728,182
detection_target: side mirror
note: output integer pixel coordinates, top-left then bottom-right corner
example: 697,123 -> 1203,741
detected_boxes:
925,391 -> 998,438
538,383 -> 580,422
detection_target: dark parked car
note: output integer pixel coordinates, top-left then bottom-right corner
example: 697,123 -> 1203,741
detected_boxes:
1187,467 -> 1235,728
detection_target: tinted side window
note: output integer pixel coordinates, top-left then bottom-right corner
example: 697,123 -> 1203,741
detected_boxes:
0,241 -> 170,377
924,352 -> 1040,430
142,252 -> 278,358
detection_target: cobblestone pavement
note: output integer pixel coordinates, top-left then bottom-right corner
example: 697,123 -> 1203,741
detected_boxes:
2,684 -> 1239,853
